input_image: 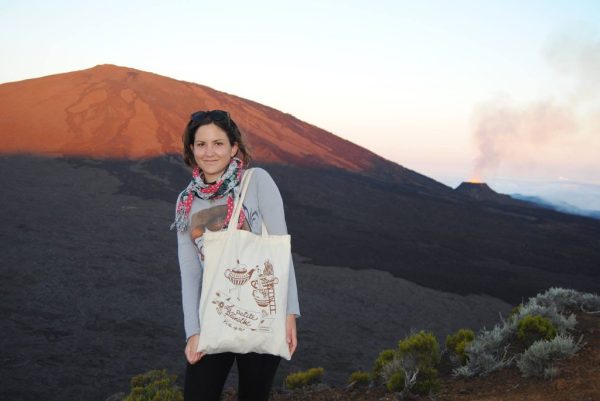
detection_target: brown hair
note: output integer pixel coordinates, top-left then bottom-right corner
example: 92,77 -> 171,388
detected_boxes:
181,110 -> 252,168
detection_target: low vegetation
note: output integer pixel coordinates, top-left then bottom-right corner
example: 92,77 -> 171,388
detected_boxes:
121,288 -> 598,400
453,287 -> 597,379
517,314 -> 557,345
379,330 -> 442,396
285,367 -> 324,389
123,369 -> 182,401
347,370 -> 370,387
517,334 -> 583,379
445,328 -> 475,365
372,349 -> 395,383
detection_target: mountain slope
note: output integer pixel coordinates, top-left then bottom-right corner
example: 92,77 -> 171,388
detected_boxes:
1,65 -> 598,303
0,64 -> 444,191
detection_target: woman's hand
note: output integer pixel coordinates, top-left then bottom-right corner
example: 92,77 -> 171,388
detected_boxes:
286,314 -> 298,357
185,334 -> 204,364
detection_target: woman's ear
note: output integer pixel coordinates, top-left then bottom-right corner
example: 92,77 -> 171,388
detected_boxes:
231,142 -> 239,157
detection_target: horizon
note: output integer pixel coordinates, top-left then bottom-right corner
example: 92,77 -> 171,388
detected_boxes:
1,0 -> 599,208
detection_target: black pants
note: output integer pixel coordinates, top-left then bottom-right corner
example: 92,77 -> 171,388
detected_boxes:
184,352 -> 281,401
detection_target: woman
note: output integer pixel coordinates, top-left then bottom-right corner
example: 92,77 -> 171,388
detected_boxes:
171,110 -> 300,401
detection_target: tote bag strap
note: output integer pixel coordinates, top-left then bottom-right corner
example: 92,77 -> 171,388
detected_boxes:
228,168 -> 253,233
228,168 -> 269,236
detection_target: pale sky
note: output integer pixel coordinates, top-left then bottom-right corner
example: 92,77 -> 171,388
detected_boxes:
1,0 -> 599,193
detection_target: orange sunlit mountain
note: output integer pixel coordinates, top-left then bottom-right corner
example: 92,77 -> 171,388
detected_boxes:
0,64 -> 399,173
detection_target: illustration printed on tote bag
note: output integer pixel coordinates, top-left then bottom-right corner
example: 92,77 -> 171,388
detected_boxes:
189,202 -> 283,332
224,265 -> 255,300
212,259 -> 280,332
250,260 -> 279,314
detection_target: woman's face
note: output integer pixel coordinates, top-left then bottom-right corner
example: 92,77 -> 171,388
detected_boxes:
190,123 -> 239,183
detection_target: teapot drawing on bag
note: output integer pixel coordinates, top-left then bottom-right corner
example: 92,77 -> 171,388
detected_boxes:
224,260 -> 255,300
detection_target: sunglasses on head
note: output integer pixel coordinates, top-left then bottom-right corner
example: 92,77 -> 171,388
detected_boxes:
190,110 -> 230,124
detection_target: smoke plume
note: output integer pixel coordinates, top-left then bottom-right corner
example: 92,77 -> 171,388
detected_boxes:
471,28 -> 600,182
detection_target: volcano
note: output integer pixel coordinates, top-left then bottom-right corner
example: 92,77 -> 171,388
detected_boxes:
455,181 -> 507,200
454,181 -> 539,208
1,64 -> 598,300
0,64 -> 443,191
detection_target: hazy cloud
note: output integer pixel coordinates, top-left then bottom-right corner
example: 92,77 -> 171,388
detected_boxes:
471,27 -> 600,181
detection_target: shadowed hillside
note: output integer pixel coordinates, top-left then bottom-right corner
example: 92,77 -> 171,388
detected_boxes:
24,153 -> 596,303
0,155 -> 511,401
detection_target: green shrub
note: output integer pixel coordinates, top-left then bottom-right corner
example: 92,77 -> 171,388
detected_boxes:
398,330 -> 441,369
446,328 -> 475,365
517,315 -> 557,345
285,367 -> 324,389
348,370 -> 370,386
380,331 -> 442,395
411,367 -> 441,395
385,370 -> 405,392
124,369 -> 182,401
513,301 -> 576,334
372,349 -> 395,381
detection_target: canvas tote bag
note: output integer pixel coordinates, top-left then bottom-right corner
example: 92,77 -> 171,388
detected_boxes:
196,169 -> 292,360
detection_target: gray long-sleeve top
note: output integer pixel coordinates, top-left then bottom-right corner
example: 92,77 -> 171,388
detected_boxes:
176,167 -> 301,341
